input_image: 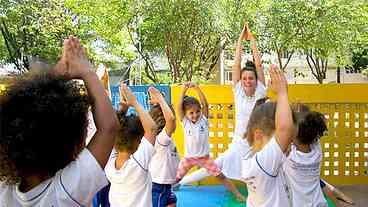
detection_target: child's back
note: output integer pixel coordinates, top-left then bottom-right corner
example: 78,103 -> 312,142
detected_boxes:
284,110 -> 328,207
106,139 -> 154,207
285,142 -> 327,206
241,66 -> 295,207
106,83 -> 157,207
147,87 -> 180,207
0,148 -> 107,206
241,116 -> 291,207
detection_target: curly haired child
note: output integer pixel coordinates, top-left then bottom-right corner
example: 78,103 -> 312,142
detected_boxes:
0,36 -> 119,206
287,104 -> 354,207
105,83 -> 157,207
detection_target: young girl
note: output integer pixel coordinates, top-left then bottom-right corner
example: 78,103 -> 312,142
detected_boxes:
179,22 -> 265,201
0,36 -> 119,206
148,86 -> 180,207
241,65 -> 295,207
105,83 -> 157,207
286,104 -> 354,207
175,82 -> 243,200
285,107 -> 328,207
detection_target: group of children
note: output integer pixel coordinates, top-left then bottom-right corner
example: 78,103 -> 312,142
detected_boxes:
0,24 -> 355,207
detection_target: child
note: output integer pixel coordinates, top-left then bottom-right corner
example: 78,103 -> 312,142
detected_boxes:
241,65 -> 295,207
175,82 -> 244,201
0,36 -> 119,206
105,83 -> 157,207
179,22 -> 265,202
148,86 -> 180,207
284,107 -> 329,207
287,104 -> 354,207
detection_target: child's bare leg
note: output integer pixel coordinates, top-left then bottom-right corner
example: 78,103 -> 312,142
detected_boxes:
323,187 -> 342,207
216,173 -> 246,202
167,203 -> 176,207
324,180 -> 354,205
179,168 -> 211,185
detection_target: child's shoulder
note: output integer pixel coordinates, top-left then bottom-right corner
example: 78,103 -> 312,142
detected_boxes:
0,181 -> 9,194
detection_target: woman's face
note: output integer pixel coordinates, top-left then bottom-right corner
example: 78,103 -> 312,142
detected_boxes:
241,70 -> 257,94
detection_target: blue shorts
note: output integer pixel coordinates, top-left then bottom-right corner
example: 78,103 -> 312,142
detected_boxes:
320,179 -> 326,188
92,183 -> 110,207
152,183 -> 177,207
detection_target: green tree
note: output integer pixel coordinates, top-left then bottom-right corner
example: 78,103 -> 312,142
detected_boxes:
66,0 -> 227,83
65,0 -> 136,70
138,0 -> 224,83
0,0 -> 80,72
288,0 -> 366,83
259,0 -> 299,71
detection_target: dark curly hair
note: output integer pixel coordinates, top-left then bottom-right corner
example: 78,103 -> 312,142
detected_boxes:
291,103 -> 327,144
149,104 -> 175,133
297,111 -> 327,145
182,96 -> 201,113
0,73 -> 90,184
241,60 -> 258,80
115,111 -> 144,153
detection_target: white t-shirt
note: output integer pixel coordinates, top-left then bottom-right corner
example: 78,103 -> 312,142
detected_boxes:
106,138 -> 155,207
234,81 -> 267,138
182,116 -> 210,157
0,149 -> 108,207
284,141 -> 328,207
149,130 -> 180,184
241,137 -> 291,207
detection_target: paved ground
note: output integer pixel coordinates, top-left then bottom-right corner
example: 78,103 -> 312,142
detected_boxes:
337,185 -> 368,207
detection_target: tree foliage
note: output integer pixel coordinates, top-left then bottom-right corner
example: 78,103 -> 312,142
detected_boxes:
0,0 -> 80,72
138,0 -> 224,83
1,0 -> 367,84
253,0 -> 367,83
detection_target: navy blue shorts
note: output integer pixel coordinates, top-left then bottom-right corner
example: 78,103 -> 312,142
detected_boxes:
320,179 -> 326,188
152,182 -> 177,207
92,183 -> 110,207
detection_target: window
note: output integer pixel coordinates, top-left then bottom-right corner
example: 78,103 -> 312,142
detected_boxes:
225,71 -> 233,84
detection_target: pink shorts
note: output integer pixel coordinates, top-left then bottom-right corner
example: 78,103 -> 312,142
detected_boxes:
176,155 -> 221,180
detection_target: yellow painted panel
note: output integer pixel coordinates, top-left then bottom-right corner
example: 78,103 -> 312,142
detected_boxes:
171,84 -> 368,186
0,84 -> 6,93
269,84 -> 368,103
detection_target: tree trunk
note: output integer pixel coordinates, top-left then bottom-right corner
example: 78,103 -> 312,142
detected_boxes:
306,51 -> 327,84
0,19 -> 29,73
336,66 -> 341,83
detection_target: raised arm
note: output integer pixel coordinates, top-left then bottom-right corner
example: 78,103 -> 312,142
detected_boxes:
54,36 -> 119,168
120,83 -> 157,145
269,65 -> 294,152
192,83 -> 209,118
232,24 -> 248,85
246,24 -> 265,85
149,86 -> 176,136
177,83 -> 190,121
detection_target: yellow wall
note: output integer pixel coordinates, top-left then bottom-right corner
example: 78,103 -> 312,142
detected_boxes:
171,84 -> 368,185
0,84 -> 6,93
